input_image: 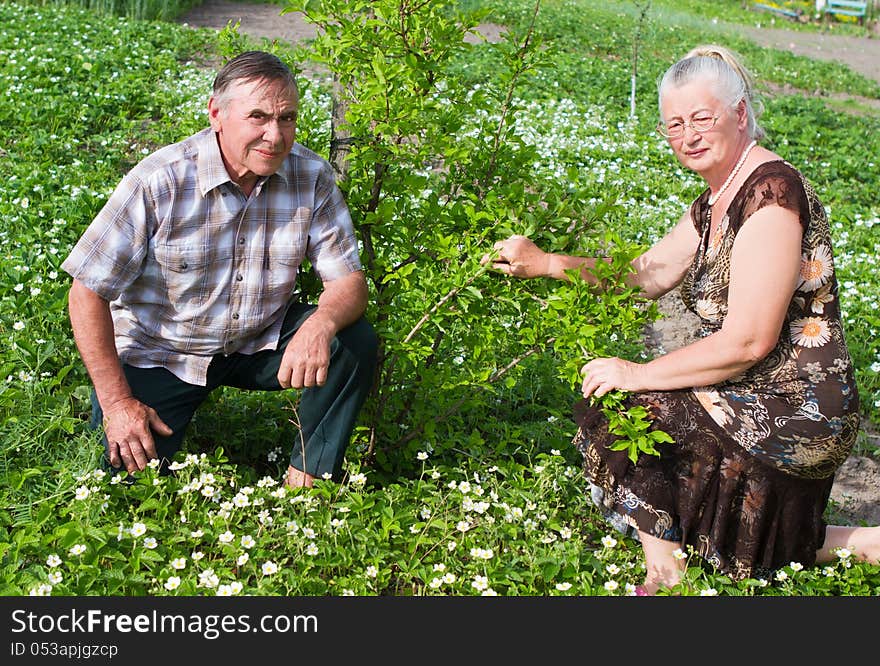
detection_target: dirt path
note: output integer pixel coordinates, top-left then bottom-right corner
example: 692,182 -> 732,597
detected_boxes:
177,0 -> 880,527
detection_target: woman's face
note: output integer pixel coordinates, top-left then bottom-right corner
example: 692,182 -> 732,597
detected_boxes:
659,78 -> 747,184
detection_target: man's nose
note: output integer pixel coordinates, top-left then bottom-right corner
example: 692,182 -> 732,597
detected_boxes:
262,119 -> 282,142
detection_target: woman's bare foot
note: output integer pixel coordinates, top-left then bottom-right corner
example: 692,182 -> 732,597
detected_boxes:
817,525 -> 880,565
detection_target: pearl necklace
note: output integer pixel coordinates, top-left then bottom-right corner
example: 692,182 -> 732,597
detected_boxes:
708,139 -> 757,207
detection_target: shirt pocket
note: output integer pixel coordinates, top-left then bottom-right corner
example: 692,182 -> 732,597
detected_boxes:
266,243 -> 303,299
152,244 -> 229,306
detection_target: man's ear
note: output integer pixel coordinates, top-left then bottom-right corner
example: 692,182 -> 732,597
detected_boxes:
208,96 -> 222,131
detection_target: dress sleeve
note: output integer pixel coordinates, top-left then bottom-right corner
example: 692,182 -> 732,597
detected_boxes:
727,161 -> 811,235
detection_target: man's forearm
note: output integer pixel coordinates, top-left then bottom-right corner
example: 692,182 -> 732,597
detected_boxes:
68,279 -> 132,410
313,270 -> 369,334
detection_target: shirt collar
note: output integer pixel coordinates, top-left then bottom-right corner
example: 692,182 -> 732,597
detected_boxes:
196,128 -> 292,196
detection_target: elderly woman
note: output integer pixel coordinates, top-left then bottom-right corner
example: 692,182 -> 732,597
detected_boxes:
484,45 -> 879,594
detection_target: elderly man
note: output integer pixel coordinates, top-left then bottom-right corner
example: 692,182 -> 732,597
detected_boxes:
62,51 -> 376,488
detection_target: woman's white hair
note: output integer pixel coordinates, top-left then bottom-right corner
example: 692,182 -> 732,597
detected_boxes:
658,44 -> 765,141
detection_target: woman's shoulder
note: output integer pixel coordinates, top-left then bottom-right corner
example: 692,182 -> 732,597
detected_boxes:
730,158 -> 813,231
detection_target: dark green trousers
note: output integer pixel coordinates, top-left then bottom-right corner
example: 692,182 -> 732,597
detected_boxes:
91,303 -> 378,480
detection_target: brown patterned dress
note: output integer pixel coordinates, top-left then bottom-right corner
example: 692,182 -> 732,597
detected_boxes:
573,160 -> 860,580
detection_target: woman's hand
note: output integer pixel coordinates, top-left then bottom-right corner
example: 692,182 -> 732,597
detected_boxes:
480,235 -> 550,279
581,356 -> 642,399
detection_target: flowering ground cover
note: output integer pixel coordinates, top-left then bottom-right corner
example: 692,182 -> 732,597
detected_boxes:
1,0 -> 878,596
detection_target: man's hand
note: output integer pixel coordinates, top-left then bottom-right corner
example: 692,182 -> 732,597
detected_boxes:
102,397 -> 173,472
278,314 -> 335,388
480,235 -> 550,279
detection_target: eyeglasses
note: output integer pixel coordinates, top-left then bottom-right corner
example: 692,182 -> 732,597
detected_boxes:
656,114 -> 719,138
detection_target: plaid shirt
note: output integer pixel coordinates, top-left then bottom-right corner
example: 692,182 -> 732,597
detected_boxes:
62,128 -> 362,386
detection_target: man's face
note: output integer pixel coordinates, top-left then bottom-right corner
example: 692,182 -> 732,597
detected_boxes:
208,77 -> 298,190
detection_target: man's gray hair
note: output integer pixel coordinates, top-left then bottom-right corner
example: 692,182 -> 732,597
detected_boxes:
211,50 -> 298,109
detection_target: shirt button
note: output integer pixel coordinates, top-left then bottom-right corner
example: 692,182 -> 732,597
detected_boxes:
238,237 -> 246,245
236,273 -> 243,282
181,262 -> 188,270
232,313 -> 239,320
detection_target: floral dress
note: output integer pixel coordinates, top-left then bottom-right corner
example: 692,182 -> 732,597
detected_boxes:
572,160 -> 860,580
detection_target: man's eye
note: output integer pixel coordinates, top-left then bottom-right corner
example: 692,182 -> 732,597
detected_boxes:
693,115 -> 713,123
667,121 -> 683,130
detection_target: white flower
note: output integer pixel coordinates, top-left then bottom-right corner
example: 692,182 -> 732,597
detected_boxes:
416,451 -> 429,461
171,557 -> 186,570
192,551 -> 204,561
433,563 -> 446,572
46,554 -> 62,568
605,563 -> 620,575
555,582 -> 572,591
700,588 -> 719,596
262,561 -> 279,576
790,316 -> 831,348
198,569 -> 219,589
447,541 -> 457,551
429,577 -> 443,589
366,565 -> 378,578
143,537 -> 157,549
342,589 -> 355,596
790,561 -> 803,572
200,485 -> 216,498
130,522 -> 147,537
482,588 -> 498,596
190,529 -> 204,539
349,472 -> 367,486
75,486 -> 90,500
471,575 -> 489,591
442,573 -> 456,584
216,584 -> 234,596
775,570 -> 789,582
456,521 -> 471,532
604,580 -> 619,591
232,493 -> 250,508
601,535 -> 618,549
672,548 -> 687,560
69,544 -> 86,556
29,584 -> 53,596
240,535 -> 256,549
237,553 -> 250,566
306,543 -> 318,556
230,581 -> 243,595
218,530 -> 234,544
164,576 -> 181,591
835,548 -> 852,560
